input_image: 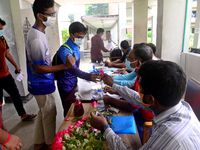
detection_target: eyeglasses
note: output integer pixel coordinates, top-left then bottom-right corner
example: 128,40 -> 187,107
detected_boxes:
41,12 -> 56,17
72,34 -> 85,39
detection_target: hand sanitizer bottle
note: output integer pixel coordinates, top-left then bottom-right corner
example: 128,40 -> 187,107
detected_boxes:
73,92 -> 84,117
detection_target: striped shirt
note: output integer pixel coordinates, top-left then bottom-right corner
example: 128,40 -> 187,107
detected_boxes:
103,84 -> 200,150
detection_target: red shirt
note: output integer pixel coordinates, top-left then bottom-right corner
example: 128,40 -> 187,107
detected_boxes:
90,35 -> 109,59
0,36 -> 10,78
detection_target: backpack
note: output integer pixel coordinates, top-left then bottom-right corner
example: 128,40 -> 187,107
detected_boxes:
109,47 -> 122,61
52,44 -> 73,80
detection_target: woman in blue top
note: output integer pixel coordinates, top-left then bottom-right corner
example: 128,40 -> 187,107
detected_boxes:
113,59 -> 137,86
57,22 -> 99,116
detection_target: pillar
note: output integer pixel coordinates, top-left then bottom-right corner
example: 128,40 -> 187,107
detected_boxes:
148,1 -> 158,45
156,0 -> 186,64
118,2 -> 127,44
193,0 -> 200,48
133,0 -> 148,44
184,0 -> 193,52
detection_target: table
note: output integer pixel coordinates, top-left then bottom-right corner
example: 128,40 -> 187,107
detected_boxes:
65,63 -> 118,101
58,103 -> 142,150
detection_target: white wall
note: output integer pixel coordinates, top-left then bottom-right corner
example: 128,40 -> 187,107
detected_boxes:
1,0 -> 27,96
181,52 -> 200,82
111,22 -> 118,46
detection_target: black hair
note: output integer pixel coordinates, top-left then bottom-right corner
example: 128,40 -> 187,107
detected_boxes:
0,18 -> 6,26
97,28 -> 104,34
69,22 -> 88,35
133,43 -> 153,63
33,0 -> 54,19
69,21 -> 88,34
148,43 -> 156,54
120,40 -> 130,49
138,60 -> 186,107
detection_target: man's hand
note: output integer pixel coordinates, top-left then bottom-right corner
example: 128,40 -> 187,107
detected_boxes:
103,86 -> 119,95
64,54 -> 75,69
109,49 -> 113,53
4,134 -> 22,150
91,73 -> 100,82
102,74 -> 114,87
15,66 -> 21,73
90,112 -> 108,131
104,61 -> 112,67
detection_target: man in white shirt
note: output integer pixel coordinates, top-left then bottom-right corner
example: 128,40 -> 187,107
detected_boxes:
90,60 -> 200,150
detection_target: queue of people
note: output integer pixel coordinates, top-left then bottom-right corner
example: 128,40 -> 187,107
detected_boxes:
1,0 -> 200,149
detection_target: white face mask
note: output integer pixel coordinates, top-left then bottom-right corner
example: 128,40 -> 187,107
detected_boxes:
42,16 -> 56,27
72,34 -> 84,45
0,30 -> 3,37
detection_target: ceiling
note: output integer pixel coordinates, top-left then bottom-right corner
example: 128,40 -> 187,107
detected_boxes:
82,15 -> 119,29
23,0 -> 157,29
24,0 -> 133,5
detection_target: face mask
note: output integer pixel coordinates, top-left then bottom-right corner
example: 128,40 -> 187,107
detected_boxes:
42,16 -> 56,27
125,59 -> 135,72
138,85 -> 150,108
0,30 -> 3,37
72,34 -> 84,45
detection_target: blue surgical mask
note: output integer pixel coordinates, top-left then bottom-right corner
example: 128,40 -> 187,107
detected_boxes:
125,59 -> 135,72
0,30 -> 3,37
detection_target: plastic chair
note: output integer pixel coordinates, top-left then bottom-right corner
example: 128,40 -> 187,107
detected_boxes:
142,77 -> 200,145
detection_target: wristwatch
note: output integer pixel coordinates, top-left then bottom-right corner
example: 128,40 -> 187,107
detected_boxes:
101,125 -> 110,134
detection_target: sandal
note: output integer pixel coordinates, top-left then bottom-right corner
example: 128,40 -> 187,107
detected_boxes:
22,114 -> 37,121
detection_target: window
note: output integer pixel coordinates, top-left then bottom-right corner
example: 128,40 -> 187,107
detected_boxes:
192,11 -> 196,18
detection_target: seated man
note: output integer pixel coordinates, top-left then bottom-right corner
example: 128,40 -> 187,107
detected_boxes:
90,60 -> 200,149
111,43 -> 140,87
104,43 -> 154,119
104,40 -> 131,68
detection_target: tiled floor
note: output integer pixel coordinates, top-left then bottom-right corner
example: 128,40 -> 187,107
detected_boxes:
2,57 -> 104,150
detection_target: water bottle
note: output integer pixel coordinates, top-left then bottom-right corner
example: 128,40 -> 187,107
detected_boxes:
91,89 -> 99,100
97,89 -> 105,112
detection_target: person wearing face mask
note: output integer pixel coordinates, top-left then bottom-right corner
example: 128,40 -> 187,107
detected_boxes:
0,18 -> 38,126
109,43 -> 140,87
57,22 -> 100,117
25,0 -> 75,149
103,43 -> 155,141
91,60 -> 200,150
104,40 -> 131,68
91,28 -> 112,63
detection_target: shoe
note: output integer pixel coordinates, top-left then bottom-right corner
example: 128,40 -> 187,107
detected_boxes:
22,114 -> 37,121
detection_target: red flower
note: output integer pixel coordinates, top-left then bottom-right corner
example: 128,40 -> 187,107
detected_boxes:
92,101 -> 98,109
65,117 -> 70,121
100,69 -> 104,76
